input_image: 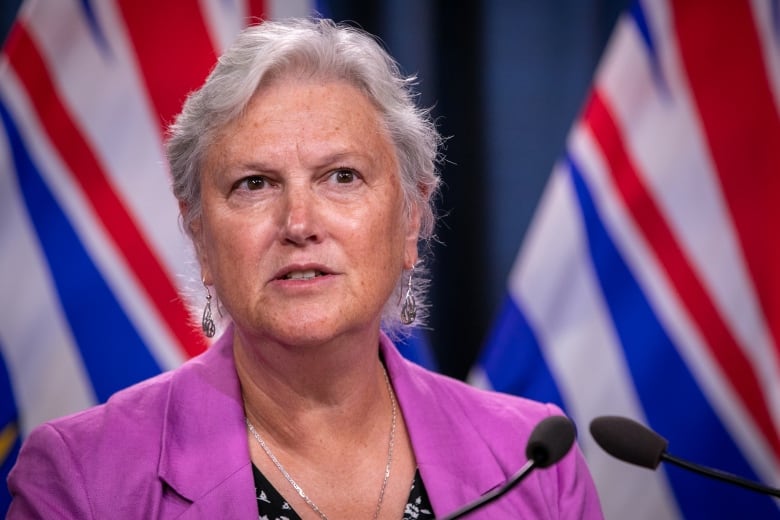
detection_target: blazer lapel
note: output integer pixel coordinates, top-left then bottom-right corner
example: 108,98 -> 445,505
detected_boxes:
157,326 -> 257,518
380,334 -> 507,517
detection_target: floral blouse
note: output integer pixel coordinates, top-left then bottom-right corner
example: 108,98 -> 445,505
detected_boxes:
252,464 -> 435,519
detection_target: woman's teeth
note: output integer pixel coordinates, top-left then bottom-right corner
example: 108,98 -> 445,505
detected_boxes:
284,269 -> 321,280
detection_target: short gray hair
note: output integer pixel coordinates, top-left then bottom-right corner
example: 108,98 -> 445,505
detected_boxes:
167,18 -> 442,335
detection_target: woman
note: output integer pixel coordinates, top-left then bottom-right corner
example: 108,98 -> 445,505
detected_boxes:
7,18 -> 603,519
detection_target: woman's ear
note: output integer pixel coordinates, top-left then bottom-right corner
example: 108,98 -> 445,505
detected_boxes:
181,202 -> 212,285
403,202 -> 422,270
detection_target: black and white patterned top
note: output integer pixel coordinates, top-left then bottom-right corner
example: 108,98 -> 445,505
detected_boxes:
252,464 -> 435,520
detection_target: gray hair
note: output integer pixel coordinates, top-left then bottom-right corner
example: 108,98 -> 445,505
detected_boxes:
167,18 -> 441,336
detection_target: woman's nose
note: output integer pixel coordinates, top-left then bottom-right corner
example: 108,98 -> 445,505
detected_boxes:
280,185 -> 322,245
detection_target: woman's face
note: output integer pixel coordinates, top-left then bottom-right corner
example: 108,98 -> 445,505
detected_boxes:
192,78 -> 420,346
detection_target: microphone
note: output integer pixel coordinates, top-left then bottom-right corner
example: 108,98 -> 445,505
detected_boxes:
438,415 -> 576,520
590,415 -> 780,498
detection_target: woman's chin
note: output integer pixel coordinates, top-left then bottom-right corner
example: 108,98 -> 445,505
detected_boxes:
235,313 -> 371,349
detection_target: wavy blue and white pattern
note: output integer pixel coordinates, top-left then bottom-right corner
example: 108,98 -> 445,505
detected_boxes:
473,1 -> 780,518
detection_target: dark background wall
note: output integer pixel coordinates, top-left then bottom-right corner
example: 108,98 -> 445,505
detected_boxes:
0,0 -> 627,380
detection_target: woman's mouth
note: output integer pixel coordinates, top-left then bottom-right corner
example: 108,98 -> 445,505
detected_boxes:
282,269 -> 325,280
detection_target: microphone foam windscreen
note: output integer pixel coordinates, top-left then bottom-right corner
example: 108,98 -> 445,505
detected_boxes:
525,415 -> 576,468
590,416 -> 668,469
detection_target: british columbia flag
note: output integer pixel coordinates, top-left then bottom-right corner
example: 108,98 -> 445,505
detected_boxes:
472,0 -> 780,518
0,0 -> 333,512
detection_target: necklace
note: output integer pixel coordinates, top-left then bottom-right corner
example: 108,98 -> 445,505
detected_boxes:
246,365 -> 398,520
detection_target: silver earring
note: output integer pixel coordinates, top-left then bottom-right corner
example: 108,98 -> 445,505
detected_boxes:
400,268 -> 416,325
201,283 -> 216,338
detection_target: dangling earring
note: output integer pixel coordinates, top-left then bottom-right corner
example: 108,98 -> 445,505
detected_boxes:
400,267 -> 416,325
201,282 -> 216,338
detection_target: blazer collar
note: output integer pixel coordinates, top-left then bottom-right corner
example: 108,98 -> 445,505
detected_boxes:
157,325 -> 257,517
156,328 -> 505,517
380,333 -> 507,516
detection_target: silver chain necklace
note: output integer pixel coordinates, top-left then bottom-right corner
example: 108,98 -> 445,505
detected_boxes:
246,366 -> 398,520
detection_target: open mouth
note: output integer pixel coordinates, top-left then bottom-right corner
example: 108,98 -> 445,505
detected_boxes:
282,269 -> 326,281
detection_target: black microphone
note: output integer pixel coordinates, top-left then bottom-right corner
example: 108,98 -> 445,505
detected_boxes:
438,415 -> 576,520
590,415 -> 780,498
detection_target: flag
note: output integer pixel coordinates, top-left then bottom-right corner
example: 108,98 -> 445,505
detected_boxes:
471,0 -> 780,518
0,0 -> 335,512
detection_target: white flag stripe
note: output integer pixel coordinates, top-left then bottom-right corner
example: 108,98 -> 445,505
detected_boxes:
20,0 -> 202,370
56,0 -> 201,370
577,121 -> 780,490
200,0 -> 318,58
510,164 -> 645,430
0,54 -> 186,376
24,0 -> 195,290
652,0 -> 780,444
199,0 -> 249,56
0,82 -> 96,434
571,108 -> 769,472
595,4 -> 780,476
465,365 -> 491,391
269,0 -> 317,19
571,94 -> 780,490
601,1 -> 755,360
1,3 -> 338,513
508,162 -> 681,520
602,3 -> 780,441
0,0 -> 326,437
477,1 -> 780,515
78,0 -> 195,284
750,0 -> 780,114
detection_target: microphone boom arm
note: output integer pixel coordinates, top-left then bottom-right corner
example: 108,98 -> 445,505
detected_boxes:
437,415 -> 576,519
662,452 -> 780,498
590,415 -> 780,499
437,460 -> 536,520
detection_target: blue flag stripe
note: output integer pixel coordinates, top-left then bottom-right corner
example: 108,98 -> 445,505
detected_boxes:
629,1 -> 669,98
0,99 -> 162,403
479,294 -> 565,409
0,340 -> 19,514
78,0 -> 112,58
394,327 -> 438,371
568,156 -> 779,518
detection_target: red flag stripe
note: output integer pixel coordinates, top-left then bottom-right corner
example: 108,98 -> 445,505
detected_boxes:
671,2 -> 780,372
7,23 -> 208,359
585,90 -> 780,458
117,1 -> 218,135
248,0 -> 267,22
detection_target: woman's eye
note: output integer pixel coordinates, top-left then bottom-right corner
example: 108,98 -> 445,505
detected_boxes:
238,176 -> 267,190
332,169 -> 357,184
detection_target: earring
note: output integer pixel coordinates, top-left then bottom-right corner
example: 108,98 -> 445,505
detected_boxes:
201,282 -> 216,338
400,267 -> 417,325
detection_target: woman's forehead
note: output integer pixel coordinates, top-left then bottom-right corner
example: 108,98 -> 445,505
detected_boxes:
214,79 -> 394,160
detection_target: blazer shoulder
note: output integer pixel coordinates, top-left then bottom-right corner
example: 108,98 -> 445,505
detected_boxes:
55,367 -> 175,440
42,341 -> 225,447
8,369 -> 177,519
400,364 -> 603,518
408,361 -> 559,424
9,334 -> 251,519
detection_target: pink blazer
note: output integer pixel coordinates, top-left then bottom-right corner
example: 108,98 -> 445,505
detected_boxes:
7,327 -> 603,518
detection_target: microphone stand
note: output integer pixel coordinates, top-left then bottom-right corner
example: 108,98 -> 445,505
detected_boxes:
437,415 -> 576,519
437,460 -> 536,520
662,453 -> 780,498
